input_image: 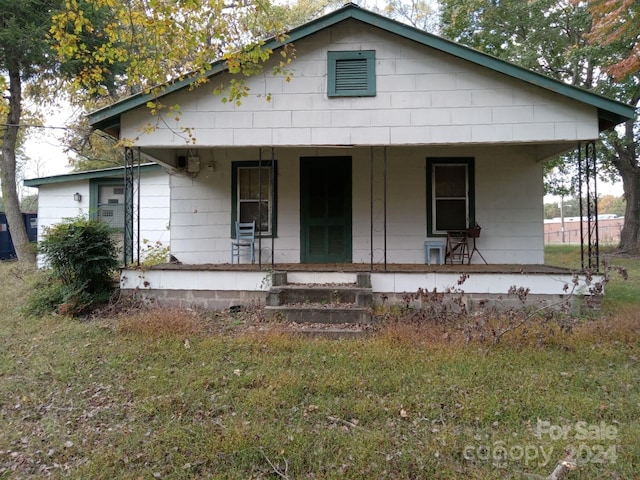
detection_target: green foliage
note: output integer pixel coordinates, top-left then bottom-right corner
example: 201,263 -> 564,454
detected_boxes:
50,0 -> 290,103
65,115 -> 126,171
140,239 -> 170,267
23,272 -> 96,317
0,0 -> 61,79
27,216 -> 118,315
40,216 -> 118,293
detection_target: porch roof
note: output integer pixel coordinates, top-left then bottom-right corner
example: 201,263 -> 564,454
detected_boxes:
88,4 -> 635,135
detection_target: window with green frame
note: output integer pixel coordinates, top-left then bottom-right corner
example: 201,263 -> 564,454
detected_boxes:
231,161 -> 277,237
426,158 -> 475,235
89,179 -> 125,231
327,50 -> 376,97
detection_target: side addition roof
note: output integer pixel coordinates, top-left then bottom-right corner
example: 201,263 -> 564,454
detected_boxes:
88,3 -> 636,134
24,163 -> 162,187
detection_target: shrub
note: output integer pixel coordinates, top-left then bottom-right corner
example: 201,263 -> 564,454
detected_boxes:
26,216 -> 119,316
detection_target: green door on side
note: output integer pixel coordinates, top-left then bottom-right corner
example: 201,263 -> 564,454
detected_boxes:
300,157 -> 352,263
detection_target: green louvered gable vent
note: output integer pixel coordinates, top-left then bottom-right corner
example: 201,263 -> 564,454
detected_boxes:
335,59 -> 368,92
328,50 -> 376,97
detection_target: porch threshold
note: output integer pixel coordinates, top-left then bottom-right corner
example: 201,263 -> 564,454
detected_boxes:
147,262 -> 575,275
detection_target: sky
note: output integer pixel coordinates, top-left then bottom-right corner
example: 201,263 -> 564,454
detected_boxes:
22,101 -> 78,181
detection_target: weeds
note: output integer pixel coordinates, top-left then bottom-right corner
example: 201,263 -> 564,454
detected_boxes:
375,262 -> 628,354
140,239 -> 170,267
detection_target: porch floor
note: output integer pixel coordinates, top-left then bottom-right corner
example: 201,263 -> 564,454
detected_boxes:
149,262 -> 575,275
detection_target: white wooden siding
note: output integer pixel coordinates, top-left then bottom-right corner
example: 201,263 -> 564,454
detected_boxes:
167,145 -> 544,265
35,181 -> 90,243
139,170 -> 171,251
121,20 -> 598,148
33,170 -> 170,264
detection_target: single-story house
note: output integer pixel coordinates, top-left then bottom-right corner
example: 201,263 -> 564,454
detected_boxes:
24,164 -> 170,265
86,4 -> 635,311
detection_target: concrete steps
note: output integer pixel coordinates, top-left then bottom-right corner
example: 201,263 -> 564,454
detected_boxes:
264,272 -> 373,332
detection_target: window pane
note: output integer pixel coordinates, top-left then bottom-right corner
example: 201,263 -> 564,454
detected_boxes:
240,201 -> 269,232
435,165 -> 466,197
239,167 -> 271,199
97,203 -> 124,230
239,169 -> 255,198
435,199 -> 467,230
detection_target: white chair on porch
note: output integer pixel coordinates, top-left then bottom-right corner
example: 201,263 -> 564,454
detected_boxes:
230,221 -> 256,264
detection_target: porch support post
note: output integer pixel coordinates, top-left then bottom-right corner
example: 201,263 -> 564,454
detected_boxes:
123,146 -> 141,267
271,146 -> 275,270
370,146 -> 374,269
258,148 -> 263,267
384,146 -> 387,270
577,141 -> 599,271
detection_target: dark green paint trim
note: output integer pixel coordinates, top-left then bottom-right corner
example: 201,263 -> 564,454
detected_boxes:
327,50 -> 376,97
88,4 -> 634,134
24,164 -> 161,187
230,160 -> 278,239
89,177 -> 125,224
300,156 -> 352,263
426,157 -> 475,236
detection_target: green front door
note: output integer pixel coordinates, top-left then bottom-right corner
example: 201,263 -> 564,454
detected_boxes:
300,157 -> 352,263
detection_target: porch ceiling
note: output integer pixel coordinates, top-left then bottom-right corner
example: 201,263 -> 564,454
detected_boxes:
138,142 -> 579,170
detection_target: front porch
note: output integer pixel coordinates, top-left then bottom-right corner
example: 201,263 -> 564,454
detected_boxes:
120,262 -> 602,312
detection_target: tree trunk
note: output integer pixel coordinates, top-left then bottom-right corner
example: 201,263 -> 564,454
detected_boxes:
1,63 -> 36,264
612,118 -> 640,255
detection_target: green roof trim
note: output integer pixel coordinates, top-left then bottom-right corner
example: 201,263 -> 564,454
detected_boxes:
88,3 -> 636,132
24,163 -> 161,187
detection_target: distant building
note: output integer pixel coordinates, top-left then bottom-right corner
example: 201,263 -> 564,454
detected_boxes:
544,216 -> 624,245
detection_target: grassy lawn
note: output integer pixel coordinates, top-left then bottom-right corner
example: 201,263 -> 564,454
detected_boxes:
545,244 -> 640,311
1,253 -> 639,479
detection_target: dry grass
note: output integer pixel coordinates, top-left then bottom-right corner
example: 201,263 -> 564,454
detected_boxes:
116,307 -> 207,338
570,307 -> 640,344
